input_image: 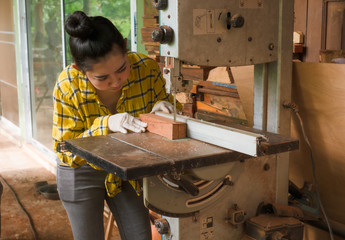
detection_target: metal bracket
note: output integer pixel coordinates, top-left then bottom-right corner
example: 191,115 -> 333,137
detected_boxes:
56,142 -> 67,153
163,57 -> 193,93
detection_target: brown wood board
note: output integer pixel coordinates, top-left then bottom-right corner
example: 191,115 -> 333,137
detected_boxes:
291,62 -> 345,224
195,111 -> 248,126
139,113 -> 186,140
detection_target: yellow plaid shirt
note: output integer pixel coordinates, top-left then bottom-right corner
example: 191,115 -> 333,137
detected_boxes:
52,52 -> 180,197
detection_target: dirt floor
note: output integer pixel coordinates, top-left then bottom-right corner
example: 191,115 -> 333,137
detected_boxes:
0,124 -> 120,240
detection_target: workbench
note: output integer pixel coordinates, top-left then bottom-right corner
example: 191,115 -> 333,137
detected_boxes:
63,130 -> 298,180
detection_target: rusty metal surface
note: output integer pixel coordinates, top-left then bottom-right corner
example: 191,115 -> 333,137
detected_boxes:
64,131 -> 298,180
65,132 -> 244,180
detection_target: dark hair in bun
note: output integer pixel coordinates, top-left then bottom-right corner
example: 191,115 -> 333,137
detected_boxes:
65,11 -> 95,39
65,11 -> 126,72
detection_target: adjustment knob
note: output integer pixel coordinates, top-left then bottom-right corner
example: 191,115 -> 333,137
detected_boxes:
154,218 -> 170,234
231,14 -> 245,28
152,25 -> 174,44
152,28 -> 164,42
152,0 -> 167,10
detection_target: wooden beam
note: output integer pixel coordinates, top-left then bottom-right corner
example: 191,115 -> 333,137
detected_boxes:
139,113 -> 187,140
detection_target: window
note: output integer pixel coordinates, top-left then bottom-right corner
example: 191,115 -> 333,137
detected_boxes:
27,0 -> 63,149
26,0 -> 131,150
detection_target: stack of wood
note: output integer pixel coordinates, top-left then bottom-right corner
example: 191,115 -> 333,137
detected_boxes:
191,80 -> 248,126
175,65 -> 248,126
141,0 -> 160,59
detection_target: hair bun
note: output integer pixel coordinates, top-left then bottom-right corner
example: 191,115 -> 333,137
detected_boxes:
65,11 -> 95,39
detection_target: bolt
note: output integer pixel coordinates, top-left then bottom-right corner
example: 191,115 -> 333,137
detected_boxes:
268,43 -> 275,50
152,28 -> 164,42
164,69 -> 170,74
223,178 -> 233,185
231,14 -> 245,28
264,163 -> 270,171
167,51 -> 170,55
235,213 -> 244,222
217,37 -> 222,43
248,37 -> 252,42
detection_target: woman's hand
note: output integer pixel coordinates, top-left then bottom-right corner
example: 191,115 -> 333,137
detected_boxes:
150,101 -> 174,113
108,113 -> 147,133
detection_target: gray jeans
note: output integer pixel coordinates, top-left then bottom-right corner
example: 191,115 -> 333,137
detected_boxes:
57,164 -> 152,240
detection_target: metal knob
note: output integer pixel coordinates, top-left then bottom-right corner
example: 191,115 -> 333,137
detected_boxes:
152,25 -> 174,44
231,14 -> 245,28
154,218 -> 170,234
152,0 -> 167,10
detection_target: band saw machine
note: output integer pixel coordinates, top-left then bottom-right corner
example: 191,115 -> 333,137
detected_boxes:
61,0 -> 300,239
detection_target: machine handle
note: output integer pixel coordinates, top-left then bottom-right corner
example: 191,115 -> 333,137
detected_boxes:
177,175 -> 199,196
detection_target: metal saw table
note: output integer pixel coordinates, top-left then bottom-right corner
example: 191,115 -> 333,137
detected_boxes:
63,130 -> 298,180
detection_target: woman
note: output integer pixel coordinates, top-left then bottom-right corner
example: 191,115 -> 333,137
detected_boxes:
52,11 -> 178,240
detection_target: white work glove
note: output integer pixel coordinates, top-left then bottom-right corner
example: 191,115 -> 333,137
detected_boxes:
150,101 -> 174,113
108,113 -> 147,134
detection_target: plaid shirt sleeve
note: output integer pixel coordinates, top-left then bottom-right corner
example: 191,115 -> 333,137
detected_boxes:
52,67 -> 110,168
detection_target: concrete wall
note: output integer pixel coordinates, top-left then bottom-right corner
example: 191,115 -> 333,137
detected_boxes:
0,0 -> 19,126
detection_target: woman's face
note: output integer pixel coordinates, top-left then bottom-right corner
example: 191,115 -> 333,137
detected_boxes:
85,49 -> 130,92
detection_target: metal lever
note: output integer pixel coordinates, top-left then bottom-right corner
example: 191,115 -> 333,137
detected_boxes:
169,173 -> 199,196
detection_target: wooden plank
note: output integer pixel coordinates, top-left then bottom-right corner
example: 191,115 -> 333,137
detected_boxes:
305,0 -> 323,62
139,113 -> 186,140
195,110 -> 248,126
196,101 -> 229,116
291,62 -> 345,224
197,88 -> 239,98
325,1 -> 345,50
182,103 -> 194,117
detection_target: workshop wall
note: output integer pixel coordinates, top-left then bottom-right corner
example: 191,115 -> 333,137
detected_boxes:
290,62 -> 345,225
0,0 -> 18,126
232,62 -> 345,239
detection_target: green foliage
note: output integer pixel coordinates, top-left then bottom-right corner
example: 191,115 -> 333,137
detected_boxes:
64,0 -> 131,39
28,0 -> 131,64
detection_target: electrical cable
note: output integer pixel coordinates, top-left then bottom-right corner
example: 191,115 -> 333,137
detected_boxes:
283,101 -> 334,240
0,175 -> 39,240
